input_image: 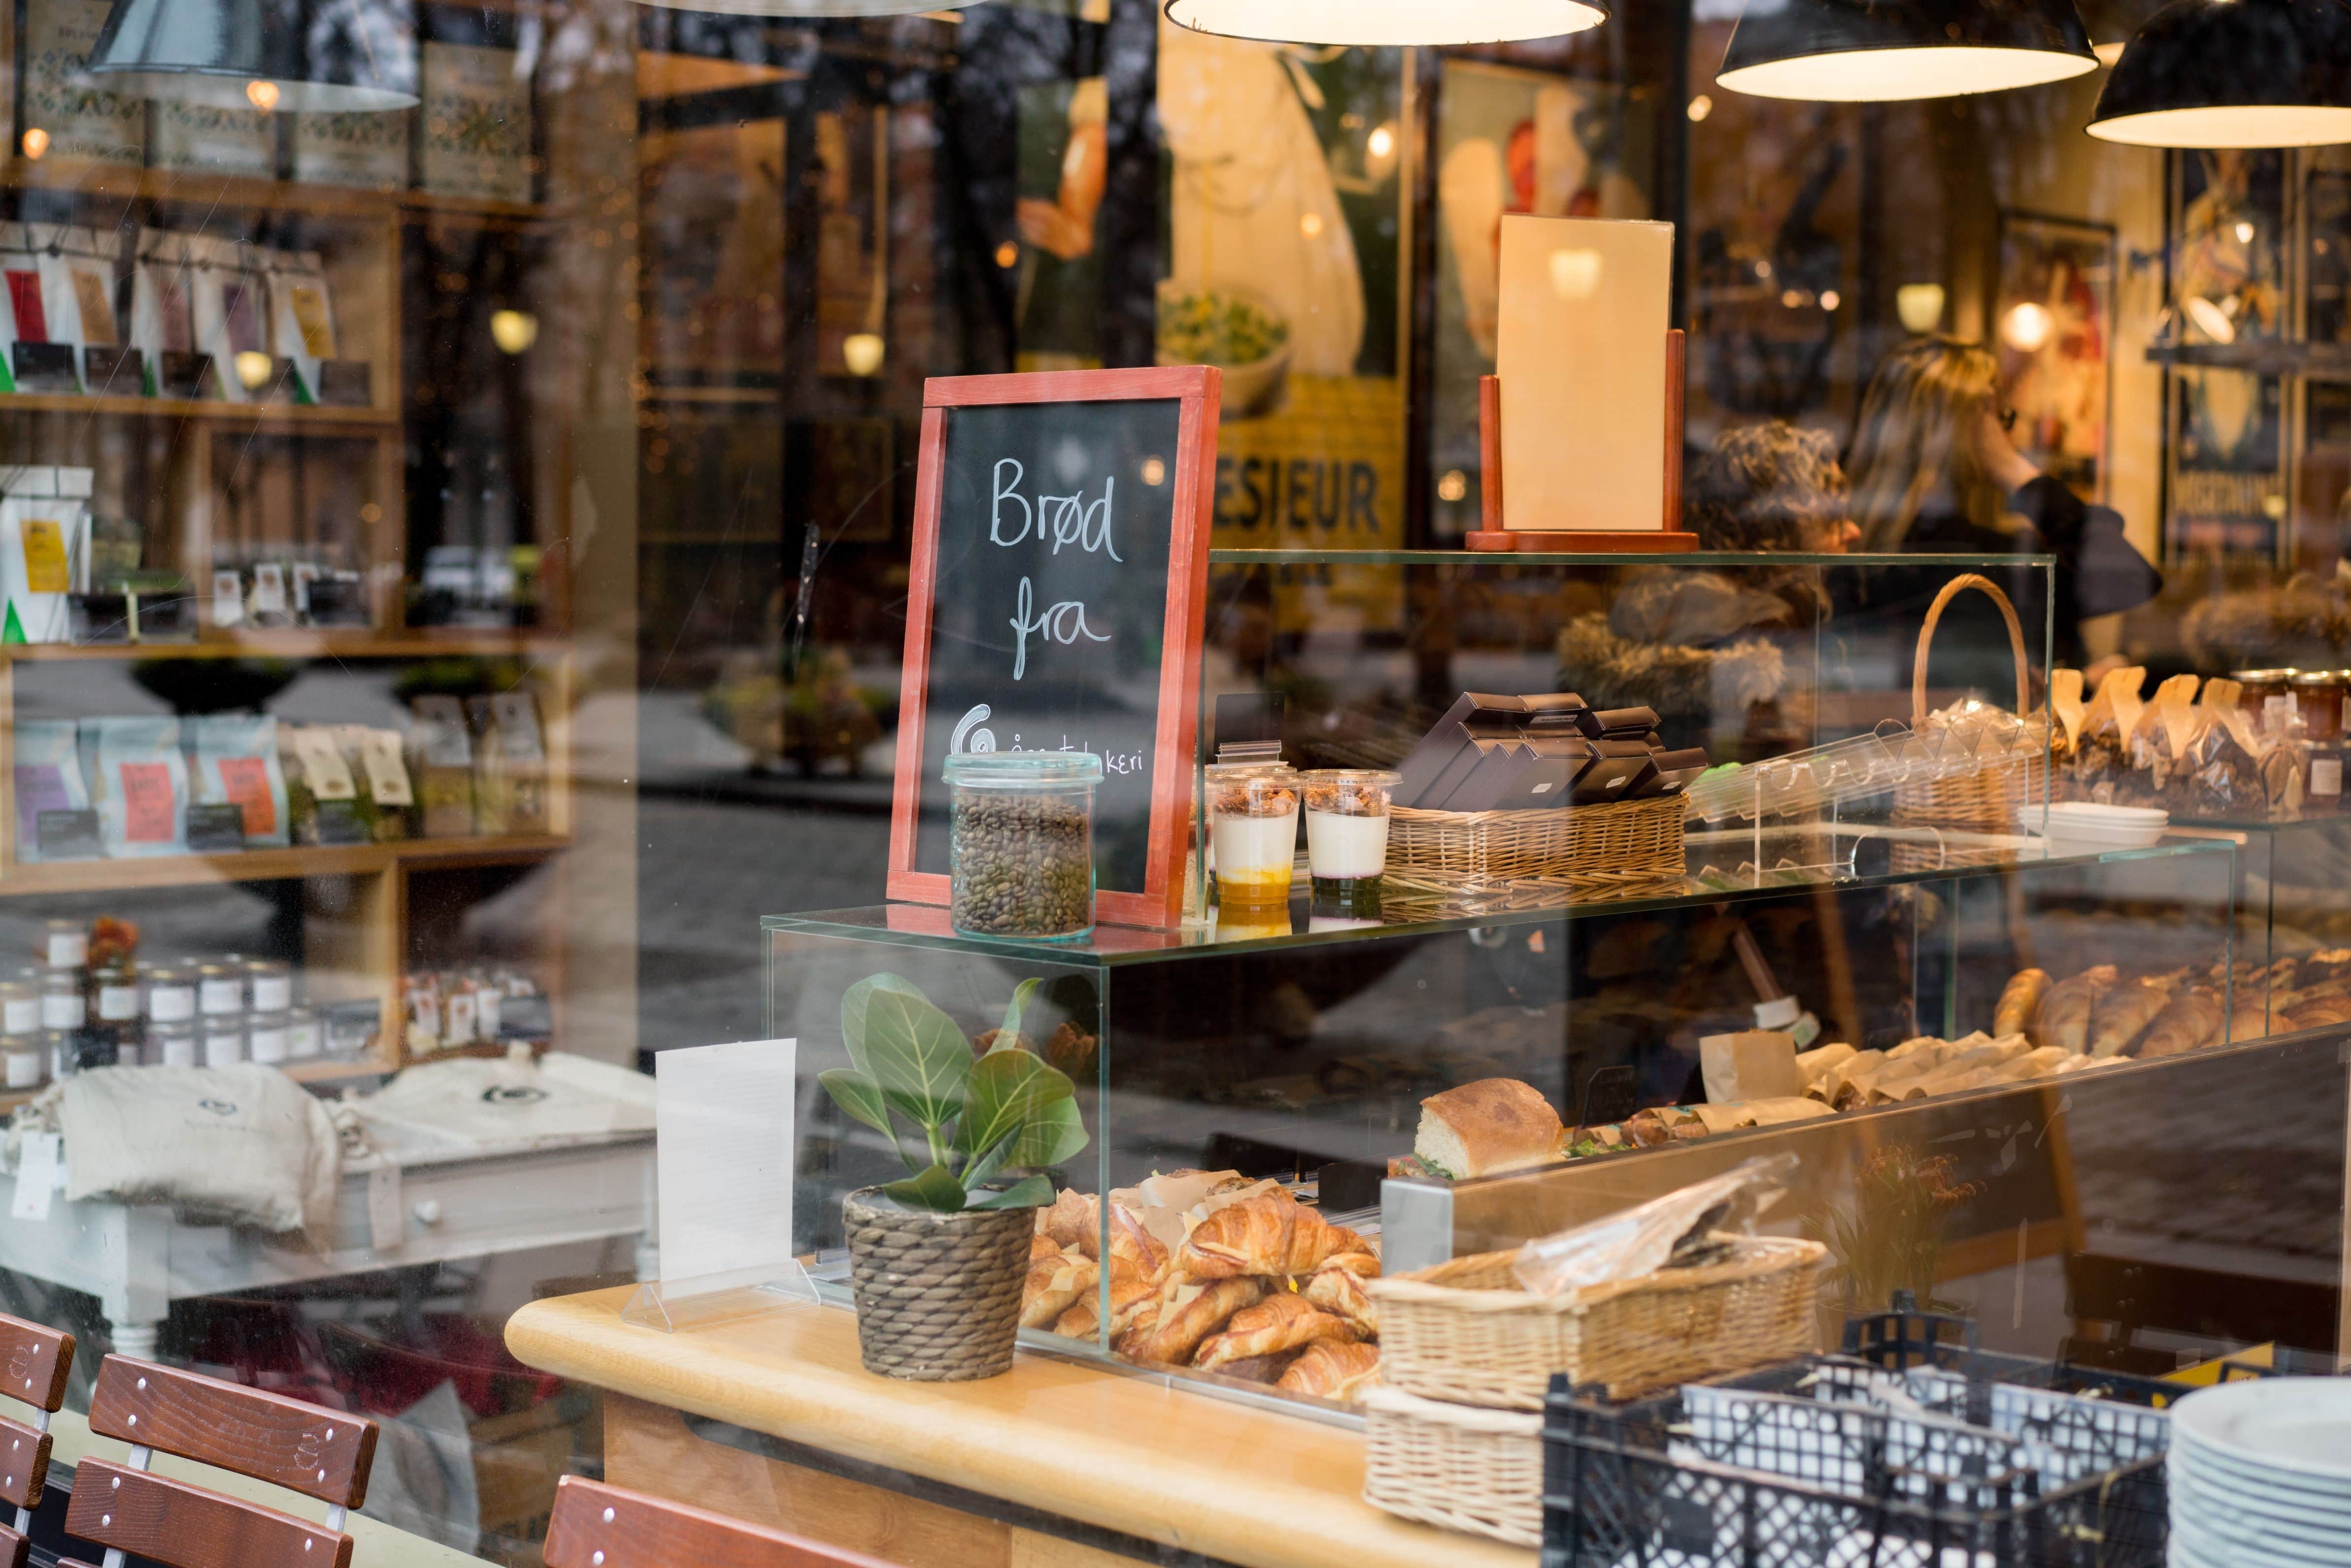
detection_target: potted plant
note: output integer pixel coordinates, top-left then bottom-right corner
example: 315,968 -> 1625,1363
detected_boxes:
822,973 -> 1088,1380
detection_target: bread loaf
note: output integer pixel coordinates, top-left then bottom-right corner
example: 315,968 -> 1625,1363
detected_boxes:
1412,1077 -> 1564,1179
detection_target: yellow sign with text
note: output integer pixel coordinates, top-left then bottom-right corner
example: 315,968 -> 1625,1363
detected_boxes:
1210,375 -> 1404,633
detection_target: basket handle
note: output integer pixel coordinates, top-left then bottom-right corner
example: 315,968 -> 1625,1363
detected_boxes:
1911,572 -> 2029,726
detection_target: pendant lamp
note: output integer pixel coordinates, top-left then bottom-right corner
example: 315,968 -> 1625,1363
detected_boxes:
1164,0 -> 1606,48
2088,0 -> 2351,147
634,0 -> 985,13
1717,0 -> 2097,101
85,0 -> 417,110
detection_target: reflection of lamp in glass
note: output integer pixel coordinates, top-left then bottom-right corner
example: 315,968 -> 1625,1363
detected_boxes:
85,0 -> 419,110
2183,294 -> 2238,342
490,309 -> 538,355
1896,282 -> 1947,334
635,0 -> 982,16
20,128 -> 48,160
843,333 -> 886,376
1717,0 -> 2097,101
1166,0 -> 1604,46
2001,301 -> 2055,351
2090,0 -> 2351,147
234,350 -> 273,390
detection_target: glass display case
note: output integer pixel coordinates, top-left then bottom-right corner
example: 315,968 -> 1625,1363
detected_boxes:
763,549 -> 2326,1409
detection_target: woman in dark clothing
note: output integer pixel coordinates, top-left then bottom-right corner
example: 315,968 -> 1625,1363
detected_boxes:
1844,336 -> 2161,683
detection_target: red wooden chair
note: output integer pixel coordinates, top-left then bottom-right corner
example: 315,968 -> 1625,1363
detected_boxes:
0,1313 -> 74,1568
544,1475 -> 900,1568
58,1355 -> 378,1568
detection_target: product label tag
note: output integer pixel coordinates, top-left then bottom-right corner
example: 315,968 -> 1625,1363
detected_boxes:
2316,758 -> 2343,797
10,1132 -> 60,1223
20,517 -> 68,594
35,808 -> 101,859
185,801 -> 247,852
116,760 -> 176,843
290,284 -> 335,358
14,762 -> 68,847
313,798 -> 369,846
251,562 -> 287,616
71,266 -> 115,345
292,727 -> 357,799
212,569 -> 244,627
358,729 -> 413,806
215,754 -> 277,834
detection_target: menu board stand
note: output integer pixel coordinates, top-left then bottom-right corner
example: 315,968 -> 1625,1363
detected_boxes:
1465,329 -> 1696,553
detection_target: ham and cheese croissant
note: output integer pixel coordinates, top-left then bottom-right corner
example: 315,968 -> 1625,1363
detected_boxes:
1275,1340 -> 1381,1403
1117,1277 -> 1263,1366
1300,1252 -> 1378,1337
1020,1240 -> 1098,1330
1038,1189 -> 1170,1284
1177,1193 -> 1370,1280
1193,1294 -> 1357,1371
1994,969 -> 2050,1039
1052,1274 -> 1160,1342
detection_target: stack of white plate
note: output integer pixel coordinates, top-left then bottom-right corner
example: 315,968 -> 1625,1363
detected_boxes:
2169,1378 -> 2351,1567
2022,801 -> 2170,850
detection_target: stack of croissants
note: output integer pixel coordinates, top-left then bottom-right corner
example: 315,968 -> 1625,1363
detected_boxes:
1994,947 -> 2351,1058
1021,1169 -> 1381,1403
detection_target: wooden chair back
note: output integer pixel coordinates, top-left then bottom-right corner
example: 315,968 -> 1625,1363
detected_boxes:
544,1476 -> 901,1568
0,1313 -> 74,1550
60,1355 -> 379,1568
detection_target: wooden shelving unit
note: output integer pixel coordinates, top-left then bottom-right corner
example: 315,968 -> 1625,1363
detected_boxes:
0,835 -> 570,895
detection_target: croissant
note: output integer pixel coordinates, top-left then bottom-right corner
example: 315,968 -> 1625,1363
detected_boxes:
1193,1294 -> 1357,1371
1117,1277 -> 1263,1366
1275,1340 -> 1381,1403
1020,1243 -> 1097,1329
2089,977 -> 2170,1058
2035,965 -> 2117,1054
1179,1195 -> 1370,1281
2134,988 -> 2224,1059
1300,1254 -> 1378,1337
1106,1202 -> 1171,1284
1053,1273 -> 1159,1342
1994,969 -> 2049,1040
1040,1188 -> 1095,1252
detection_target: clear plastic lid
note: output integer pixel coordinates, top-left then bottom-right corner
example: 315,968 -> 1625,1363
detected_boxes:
942,750 -> 1104,788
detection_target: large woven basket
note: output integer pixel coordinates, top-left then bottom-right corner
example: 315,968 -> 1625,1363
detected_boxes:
1386,791 -> 1685,894
1369,1233 -> 1827,1409
1362,1385 -> 1544,1548
1892,573 -> 2041,834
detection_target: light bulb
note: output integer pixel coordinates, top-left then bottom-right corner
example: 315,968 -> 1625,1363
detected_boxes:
1140,456 -> 1167,486
1687,94 -> 1714,122
995,241 -> 1018,269
246,79 -> 280,112
490,309 -> 538,354
234,351 -> 273,390
2233,220 -> 2256,244
2001,301 -> 2054,352
2183,295 -> 2237,343
1820,289 -> 1840,311
1896,282 -> 1946,334
20,128 -> 47,161
843,333 -> 885,376
1436,469 -> 1468,503
1367,125 -> 1395,159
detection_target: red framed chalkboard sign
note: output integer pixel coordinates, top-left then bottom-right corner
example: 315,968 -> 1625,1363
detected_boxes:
888,367 -> 1221,929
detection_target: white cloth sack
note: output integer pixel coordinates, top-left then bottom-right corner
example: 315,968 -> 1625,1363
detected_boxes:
348,1048 -> 654,1158
49,1064 -> 339,1232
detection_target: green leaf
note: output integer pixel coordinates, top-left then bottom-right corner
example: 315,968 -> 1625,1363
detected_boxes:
993,978 -> 1042,1052
1007,1094 -> 1090,1169
966,1174 -> 1055,1210
954,1049 -> 1073,1158
841,973 -> 924,1080
881,1163 -> 970,1212
818,1069 -> 893,1141
958,1125 -> 1022,1194
861,986 -> 973,1138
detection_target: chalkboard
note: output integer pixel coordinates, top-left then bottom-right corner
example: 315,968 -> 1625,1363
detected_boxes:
888,368 -> 1221,928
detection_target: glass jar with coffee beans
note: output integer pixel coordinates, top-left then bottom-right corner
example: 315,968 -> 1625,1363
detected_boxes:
945,751 -> 1102,940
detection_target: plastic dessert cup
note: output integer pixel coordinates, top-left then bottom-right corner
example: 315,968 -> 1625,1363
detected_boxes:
1302,769 -> 1399,914
1207,762 -> 1299,910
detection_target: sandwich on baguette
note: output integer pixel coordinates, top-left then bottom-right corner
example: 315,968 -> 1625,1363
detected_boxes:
1400,1077 -> 1566,1180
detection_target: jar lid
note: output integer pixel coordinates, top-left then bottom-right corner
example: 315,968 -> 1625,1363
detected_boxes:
942,750 -> 1104,786
1204,761 -> 1296,780
244,958 -> 290,973
2232,668 -> 2301,682
1298,769 -> 1401,786
2291,670 -> 2344,687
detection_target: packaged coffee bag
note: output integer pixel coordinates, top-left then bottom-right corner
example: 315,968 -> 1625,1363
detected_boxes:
190,714 -> 290,848
13,718 -> 90,862
89,716 -> 188,857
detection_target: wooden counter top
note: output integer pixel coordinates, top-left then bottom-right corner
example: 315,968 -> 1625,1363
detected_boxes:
507,1288 -> 1532,1568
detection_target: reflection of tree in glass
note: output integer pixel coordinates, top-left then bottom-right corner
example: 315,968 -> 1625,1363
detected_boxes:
1806,1144 -> 1981,1316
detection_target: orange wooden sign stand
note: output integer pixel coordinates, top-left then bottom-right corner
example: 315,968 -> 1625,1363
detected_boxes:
1463,327 -> 1697,553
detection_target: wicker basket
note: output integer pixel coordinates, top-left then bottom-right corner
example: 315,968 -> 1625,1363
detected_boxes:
1386,791 -> 1685,893
1362,1384 -> 1544,1548
1892,573 -> 2044,833
1369,1234 -> 1827,1410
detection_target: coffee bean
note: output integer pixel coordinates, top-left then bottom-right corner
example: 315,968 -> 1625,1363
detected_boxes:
951,789 -> 1093,937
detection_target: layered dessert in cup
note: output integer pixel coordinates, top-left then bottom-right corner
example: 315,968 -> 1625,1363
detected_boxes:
1301,769 -> 1399,914
1207,762 -> 1300,910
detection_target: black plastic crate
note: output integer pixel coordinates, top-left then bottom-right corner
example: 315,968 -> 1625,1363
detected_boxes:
1539,1349 -> 2174,1568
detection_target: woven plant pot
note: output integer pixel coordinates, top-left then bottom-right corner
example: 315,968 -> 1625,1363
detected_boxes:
843,1187 -> 1033,1381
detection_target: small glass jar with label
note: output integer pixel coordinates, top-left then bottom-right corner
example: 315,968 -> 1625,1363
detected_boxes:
39,968 -> 85,1032
0,977 -> 40,1039
198,963 -> 246,1017
40,919 -> 87,971
201,1018 -> 245,1068
44,1030 -> 75,1081
151,1020 -> 198,1069
246,1010 -> 291,1065
245,959 -> 293,1014
284,1004 -> 324,1060
2,1033 -> 42,1090
2293,671 -> 2349,817
144,965 -> 197,1025
95,955 -> 143,1064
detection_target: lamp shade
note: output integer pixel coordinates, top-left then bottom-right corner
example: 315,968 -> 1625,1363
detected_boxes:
86,0 -> 417,110
1164,0 -> 1606,47
634,0 -> 983,12
1717,0 -> 2097,101
2088,0 -> 2351,147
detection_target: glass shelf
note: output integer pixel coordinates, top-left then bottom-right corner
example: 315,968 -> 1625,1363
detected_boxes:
763,831 -> 2234,969
1207,547 -> 2060,568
